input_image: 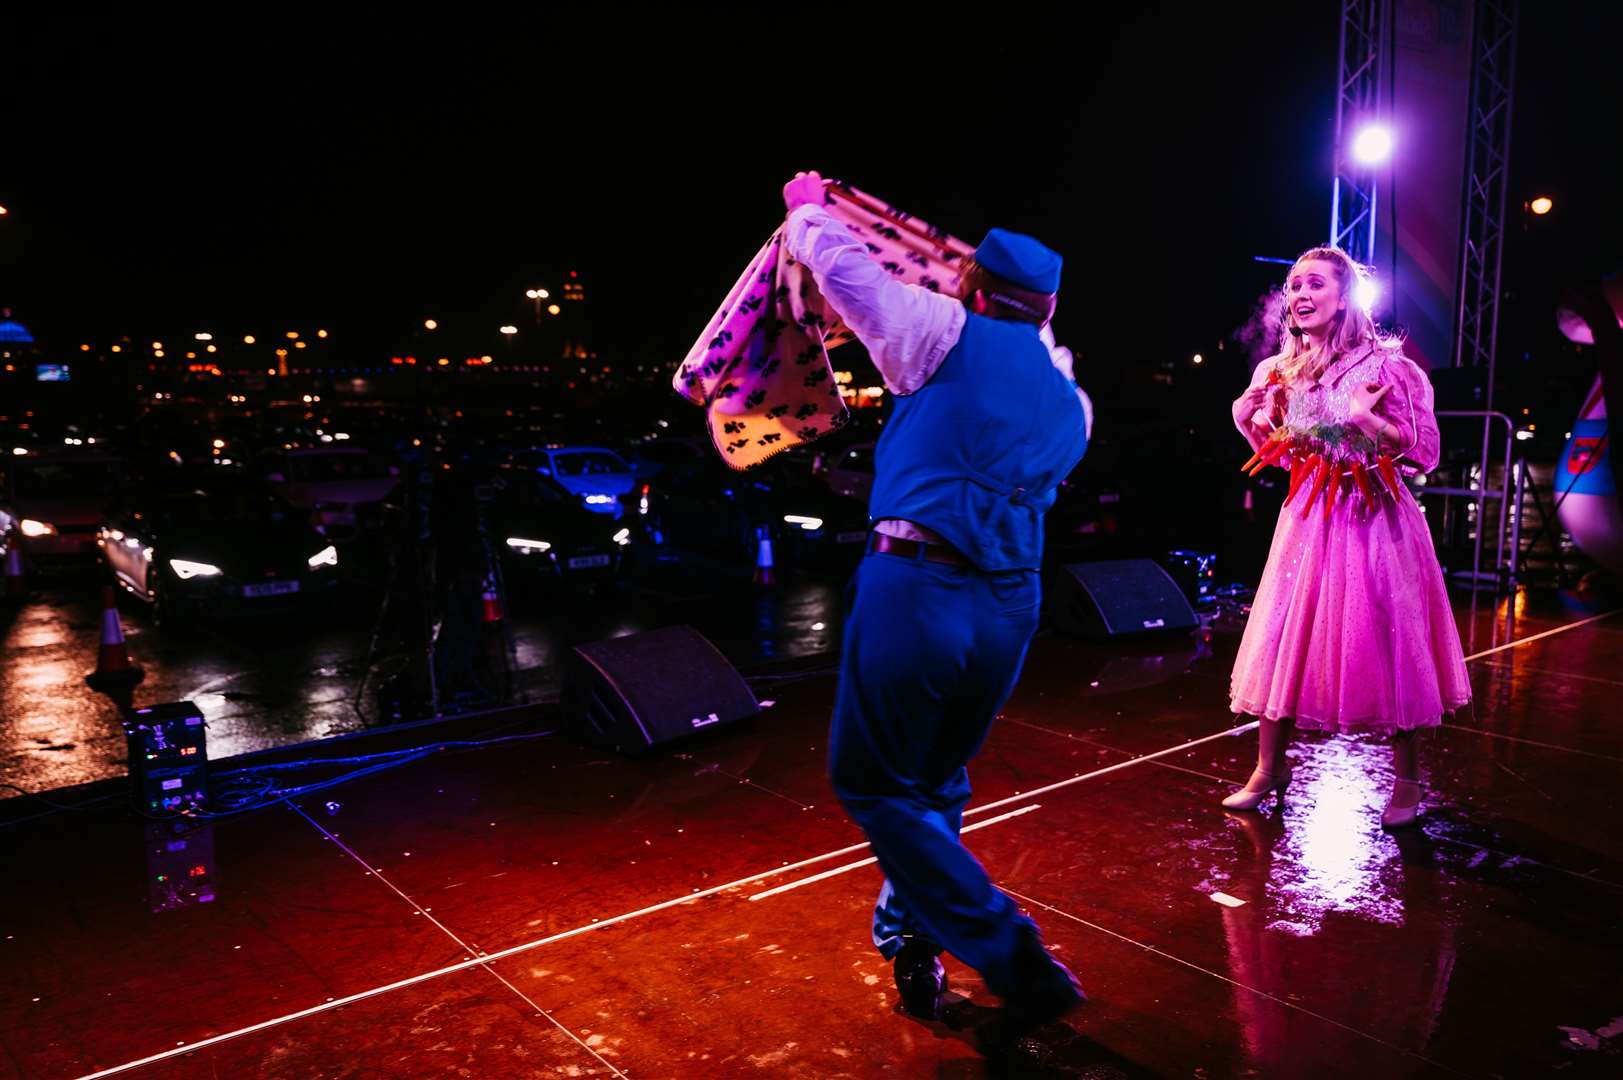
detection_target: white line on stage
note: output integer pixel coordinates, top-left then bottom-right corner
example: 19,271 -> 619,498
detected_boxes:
74,607 -> 1620,1079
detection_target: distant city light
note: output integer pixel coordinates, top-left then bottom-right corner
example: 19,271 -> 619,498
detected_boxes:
195,332 -> 213,341
424,319 -> 438,331
547,305 -> 561,316
500,325 -> 518,335
1192,353 -> 1204,365
243,335 -> 256,345
317,329 -> 328,338
286,331 -> 299,339
1351,125 -> 1394,165
1530,196 -> 1553,215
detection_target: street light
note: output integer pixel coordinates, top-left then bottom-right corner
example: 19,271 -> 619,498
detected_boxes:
1529,196 -> 1553,216
547,304 -> 561,316
499,325 -> 518,336
526,289 -> 551,322
424,319 -> 438,331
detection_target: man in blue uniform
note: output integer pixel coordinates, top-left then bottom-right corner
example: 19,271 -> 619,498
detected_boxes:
782,171 -> 1090,1048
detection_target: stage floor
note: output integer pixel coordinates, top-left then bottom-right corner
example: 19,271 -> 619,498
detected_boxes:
3,591 -> 1622,1078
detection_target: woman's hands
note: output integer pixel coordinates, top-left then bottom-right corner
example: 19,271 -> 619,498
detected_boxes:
1347,381 -> 1393,437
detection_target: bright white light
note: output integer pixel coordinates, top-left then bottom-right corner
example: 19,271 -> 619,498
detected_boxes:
613,528 -> 631,547
783,514 -> 824,531
1353,278 -> 1380,312
169,559 -> 223,579
500,325 -> 519,335
11,448 -> 28,456
505,537 -> 552,554
1515,430 -> 1534,441
584,494 -> 615,505
20,519 -> 56,538
195,332 -> 213,341
212,439 -> 226,449
308,545 -> 339,569
334,432 -> 350,440
1352,125 -> 1393,165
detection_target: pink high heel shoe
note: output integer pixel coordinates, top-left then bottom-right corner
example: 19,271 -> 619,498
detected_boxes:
1381,778 -> 1424,829
1221,767 -> 1292,812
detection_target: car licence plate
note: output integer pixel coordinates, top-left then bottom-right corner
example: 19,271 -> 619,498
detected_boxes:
243,581 -> 300,598
836,531 -> 868,544
568,554 -> 612,570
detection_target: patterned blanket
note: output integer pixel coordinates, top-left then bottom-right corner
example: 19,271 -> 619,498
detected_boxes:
673,181 -> 975,470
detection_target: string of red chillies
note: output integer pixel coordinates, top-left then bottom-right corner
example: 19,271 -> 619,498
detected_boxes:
1246,438 -> 1408,519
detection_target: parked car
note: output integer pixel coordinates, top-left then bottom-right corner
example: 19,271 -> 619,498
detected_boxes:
483,470 -> 634,586
0,450 -> 125,561
520,446 -> 636,519
257,446 -> 399,541
642,449 -> 870,569
823,441 -> 876,504
100,475 -> 341,624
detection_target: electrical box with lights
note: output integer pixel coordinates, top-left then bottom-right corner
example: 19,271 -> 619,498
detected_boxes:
125,701 -> 208,814
145,820 -> 216,912
1158,550 -> 1219,609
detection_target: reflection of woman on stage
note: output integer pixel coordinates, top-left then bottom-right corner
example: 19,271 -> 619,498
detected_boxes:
1225,246 -> 1471,827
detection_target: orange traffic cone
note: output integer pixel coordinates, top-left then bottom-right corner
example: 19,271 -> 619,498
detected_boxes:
3,542 -> 24,600
86,585 -> 145,691
753,526 -> 776,586
480,573 -> 504,624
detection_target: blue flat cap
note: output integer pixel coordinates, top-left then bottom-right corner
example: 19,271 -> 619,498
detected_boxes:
975,228 -> 1062,294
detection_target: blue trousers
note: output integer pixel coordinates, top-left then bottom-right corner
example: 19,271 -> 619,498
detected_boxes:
829,548 -> 1042,999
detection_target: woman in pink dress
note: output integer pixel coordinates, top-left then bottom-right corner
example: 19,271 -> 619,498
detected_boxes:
1225,246 -> 1472,828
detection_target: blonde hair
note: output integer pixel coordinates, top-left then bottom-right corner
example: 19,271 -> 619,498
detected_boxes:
1271,246 -> 1400,384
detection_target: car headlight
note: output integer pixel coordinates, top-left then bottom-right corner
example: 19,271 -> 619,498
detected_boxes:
505,537 -> 552,554
20,518 -> 57,538
613,528 -> 631,547
169,559 -> 224,580
783,515 -> 824,531
308,545 -> 339,569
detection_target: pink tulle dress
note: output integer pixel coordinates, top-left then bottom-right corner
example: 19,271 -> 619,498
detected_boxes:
1228,343 -> 1472,734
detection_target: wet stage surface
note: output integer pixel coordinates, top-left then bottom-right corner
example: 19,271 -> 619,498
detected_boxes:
2,590 -> 1621,1077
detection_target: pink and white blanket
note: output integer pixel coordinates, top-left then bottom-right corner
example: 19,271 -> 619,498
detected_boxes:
673,181 -> 975,470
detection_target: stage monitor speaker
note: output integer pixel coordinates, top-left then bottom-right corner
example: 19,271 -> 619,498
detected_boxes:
1048,559 -> 1199,639
563,626 -> 759,755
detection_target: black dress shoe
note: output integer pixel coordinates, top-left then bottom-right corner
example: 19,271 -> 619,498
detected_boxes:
976,939 -> 1085,1056
893,938 -> 948,1019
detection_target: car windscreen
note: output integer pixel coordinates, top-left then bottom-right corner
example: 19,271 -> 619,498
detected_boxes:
287,453 -> 387,483
14,461 -> 123,500
551,451 -> 629,477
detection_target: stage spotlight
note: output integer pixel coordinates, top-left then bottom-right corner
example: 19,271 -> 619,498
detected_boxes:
1351,126 -> 1393,165
1353,278 -> 1379,312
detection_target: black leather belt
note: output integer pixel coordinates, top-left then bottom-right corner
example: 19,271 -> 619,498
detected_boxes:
867,531 -> 973,569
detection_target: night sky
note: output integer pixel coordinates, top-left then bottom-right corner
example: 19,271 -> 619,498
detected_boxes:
3,3 -> 1619,400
